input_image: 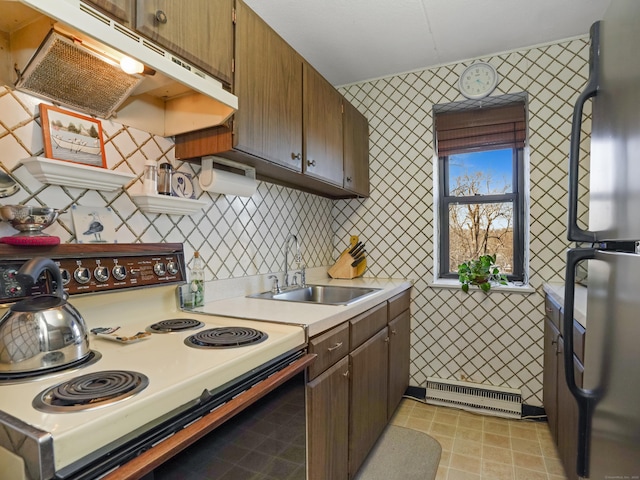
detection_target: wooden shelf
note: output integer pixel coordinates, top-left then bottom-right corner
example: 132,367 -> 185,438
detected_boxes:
130,193 -> 209,215
21,157 -> 135,191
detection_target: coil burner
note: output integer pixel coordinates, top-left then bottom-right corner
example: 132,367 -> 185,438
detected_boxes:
184,327 -> 268,349
33,370 -> 149,413
147,318 -> 205,333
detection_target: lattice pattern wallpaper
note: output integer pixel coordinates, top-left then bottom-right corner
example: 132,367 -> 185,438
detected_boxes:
337,38 -> 591,405
0,87 -> 334,279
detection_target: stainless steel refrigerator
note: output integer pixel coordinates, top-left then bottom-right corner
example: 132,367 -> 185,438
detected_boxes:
564,0 -> 640,478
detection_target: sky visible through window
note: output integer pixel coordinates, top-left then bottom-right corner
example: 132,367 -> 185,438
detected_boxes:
448,148 -> 512,194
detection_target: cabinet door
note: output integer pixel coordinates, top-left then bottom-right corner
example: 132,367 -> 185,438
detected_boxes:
83,0 -> 133,25
234,1 -> 303,170
307,356 -> 349,480
135,0 -> 233,85
303,63 -> 343,185
343,99 -> 370,196
543,316 -> 560,442
349,327 -> 389,478
388,309 -> 410,419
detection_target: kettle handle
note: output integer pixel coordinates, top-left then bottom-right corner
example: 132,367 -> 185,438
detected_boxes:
16,256 -> 65,299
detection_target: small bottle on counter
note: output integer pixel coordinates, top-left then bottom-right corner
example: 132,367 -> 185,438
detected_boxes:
142,159 -> 157,194
188,251 -> 205,307
157,162 -> 173,195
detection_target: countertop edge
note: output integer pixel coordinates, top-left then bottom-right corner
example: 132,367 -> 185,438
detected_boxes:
543,282 -> 587,329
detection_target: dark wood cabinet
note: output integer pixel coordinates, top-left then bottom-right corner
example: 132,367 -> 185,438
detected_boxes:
303,63 -> 343,186
174,0 -> 369,199
388,309 -> 410,419
349,327 -> 389,477
306,288 -> 411,480
83,0 -> 133,25
543,293 -> 585,480
342,99 -> 370,196
135,0 -> 234,85
233,0 -> 303,170
307,356 -> 350,480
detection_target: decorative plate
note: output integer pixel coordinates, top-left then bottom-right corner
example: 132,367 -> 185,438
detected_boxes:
172,172 -> 196,199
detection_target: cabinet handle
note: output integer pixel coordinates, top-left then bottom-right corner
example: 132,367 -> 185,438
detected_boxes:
155,10 -> 168,24
343,370 -> 349,378
346,176 -> 352,183
391,329 -> 397,335
327,342 -> 343,352
307,159 -> 316,167
291,152 -> 301,161
384,337 -> 390,343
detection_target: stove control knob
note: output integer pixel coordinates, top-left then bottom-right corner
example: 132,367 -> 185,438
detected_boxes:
112,265 -> 127,281
94,266 -> 110,283
60,269 -> 71,285
4,283 -> 22,297
2,268 -> 18,281
74,267 -> 91,284
153,262 -> 166,276
166,261 -> 179,276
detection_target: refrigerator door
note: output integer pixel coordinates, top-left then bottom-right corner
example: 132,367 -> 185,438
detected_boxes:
567,0 -> 640,242
564,249 -> 640,478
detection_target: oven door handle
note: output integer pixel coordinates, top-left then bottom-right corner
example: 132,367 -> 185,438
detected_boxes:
102,353 -> 317,480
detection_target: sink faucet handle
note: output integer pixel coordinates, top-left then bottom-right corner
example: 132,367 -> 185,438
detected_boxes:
268,274 -> 281,294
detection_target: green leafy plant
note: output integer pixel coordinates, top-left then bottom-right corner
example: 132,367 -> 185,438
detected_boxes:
458,254 -> 508,293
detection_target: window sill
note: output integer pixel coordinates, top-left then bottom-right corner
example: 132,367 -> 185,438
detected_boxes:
428,279 -> 535,294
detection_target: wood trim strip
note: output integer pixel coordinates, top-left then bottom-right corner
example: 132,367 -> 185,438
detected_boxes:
102,353 -> 317,480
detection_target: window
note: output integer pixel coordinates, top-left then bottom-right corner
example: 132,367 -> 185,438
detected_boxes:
435,102 -> 526,282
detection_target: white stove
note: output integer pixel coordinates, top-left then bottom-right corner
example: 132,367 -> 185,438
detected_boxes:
0,244 -> 306,480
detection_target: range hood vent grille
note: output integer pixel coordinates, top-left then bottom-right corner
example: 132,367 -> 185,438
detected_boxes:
16,30 -> 144,119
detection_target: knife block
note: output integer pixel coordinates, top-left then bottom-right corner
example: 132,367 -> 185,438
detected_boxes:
327,251 -> 367,279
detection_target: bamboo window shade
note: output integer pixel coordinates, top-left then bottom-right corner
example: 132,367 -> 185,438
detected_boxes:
435,103 -> 526,156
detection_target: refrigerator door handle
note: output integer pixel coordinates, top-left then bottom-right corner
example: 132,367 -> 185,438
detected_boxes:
567,21 -> 600,243
564,248 -> 603,478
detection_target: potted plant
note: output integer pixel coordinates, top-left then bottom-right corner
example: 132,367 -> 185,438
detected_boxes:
458,254 -> 508,293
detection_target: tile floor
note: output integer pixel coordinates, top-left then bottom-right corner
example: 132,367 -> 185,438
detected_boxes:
390,398 -> 568,480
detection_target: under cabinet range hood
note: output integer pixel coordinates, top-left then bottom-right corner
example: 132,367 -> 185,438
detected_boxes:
0,0 -> 238,136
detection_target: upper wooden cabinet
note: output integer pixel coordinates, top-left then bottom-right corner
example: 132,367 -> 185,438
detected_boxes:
233,0 -> 303,170
81,0 -> 234,85
174,0 -> 370,198
303,63 -> 344,186
343,99 -> 370,196
83,0 -> 133,25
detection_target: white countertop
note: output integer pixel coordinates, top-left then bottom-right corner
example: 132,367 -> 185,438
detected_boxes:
543,282 -> 588,328
195,276 -> 413,337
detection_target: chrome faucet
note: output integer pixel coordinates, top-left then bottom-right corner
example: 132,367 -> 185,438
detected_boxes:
283,234 -> 303,288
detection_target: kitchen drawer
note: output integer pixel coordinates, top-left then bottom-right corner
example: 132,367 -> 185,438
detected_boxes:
308,322 -> 350,380
350,303 -> 387,350
545,294 -> 562,330
388,289 -> 411,320
573,321 -> 586,365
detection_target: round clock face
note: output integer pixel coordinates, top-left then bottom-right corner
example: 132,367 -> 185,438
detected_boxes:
459,63 -> 498,99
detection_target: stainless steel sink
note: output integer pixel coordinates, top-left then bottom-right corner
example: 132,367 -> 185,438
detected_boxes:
248,284 -> 381,305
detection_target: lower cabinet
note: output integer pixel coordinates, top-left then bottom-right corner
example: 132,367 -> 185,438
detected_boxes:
543,293 -> 585,480
306,289 -> 411,480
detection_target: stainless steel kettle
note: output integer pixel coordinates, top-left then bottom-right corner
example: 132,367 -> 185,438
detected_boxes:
0,257 -> 90,373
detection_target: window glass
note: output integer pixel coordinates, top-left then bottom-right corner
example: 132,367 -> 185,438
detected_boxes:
448,149 -> 513,195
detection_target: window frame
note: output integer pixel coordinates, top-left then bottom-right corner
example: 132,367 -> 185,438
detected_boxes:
438,146 -> 525,281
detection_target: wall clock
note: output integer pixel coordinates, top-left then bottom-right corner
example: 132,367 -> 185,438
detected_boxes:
458,62 -> 499,99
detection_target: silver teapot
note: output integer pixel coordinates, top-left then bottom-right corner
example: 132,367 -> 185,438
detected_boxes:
0,257 -> 90,373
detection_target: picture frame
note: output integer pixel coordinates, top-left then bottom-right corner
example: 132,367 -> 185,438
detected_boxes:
39,104 -> 107,168
71,205 -> 117,244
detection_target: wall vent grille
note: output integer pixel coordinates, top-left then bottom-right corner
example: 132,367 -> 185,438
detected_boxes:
426,377 -> 522,419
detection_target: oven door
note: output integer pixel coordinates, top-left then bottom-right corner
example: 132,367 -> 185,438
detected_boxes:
64,352 -> 314,480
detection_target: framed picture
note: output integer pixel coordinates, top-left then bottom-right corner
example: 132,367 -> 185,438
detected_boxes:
40,104 -> 107,168
71,205 -> 117,244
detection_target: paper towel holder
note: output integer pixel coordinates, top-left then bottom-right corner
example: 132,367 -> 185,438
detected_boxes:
199,156 -> 257,197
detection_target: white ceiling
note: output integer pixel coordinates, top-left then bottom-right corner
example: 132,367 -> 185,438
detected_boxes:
244,0 -> 612,86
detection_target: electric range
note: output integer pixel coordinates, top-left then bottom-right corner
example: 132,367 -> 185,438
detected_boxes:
0,244 -> 306,480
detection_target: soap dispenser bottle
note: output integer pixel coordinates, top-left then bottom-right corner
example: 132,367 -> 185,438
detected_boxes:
188,251 -> 205,307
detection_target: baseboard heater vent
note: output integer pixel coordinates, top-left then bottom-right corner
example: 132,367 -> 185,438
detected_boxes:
426,377 -> 522,419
